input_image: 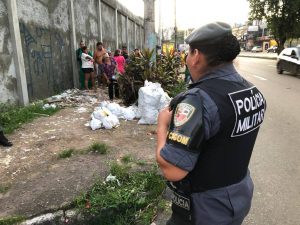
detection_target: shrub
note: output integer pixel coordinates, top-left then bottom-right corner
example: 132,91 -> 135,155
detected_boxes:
119,49 -> 184,105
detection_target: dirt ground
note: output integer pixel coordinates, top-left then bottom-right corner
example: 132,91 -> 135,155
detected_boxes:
0,89 -> 159,219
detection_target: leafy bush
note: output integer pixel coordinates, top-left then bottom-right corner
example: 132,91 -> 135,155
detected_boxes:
119,49 -> 185,105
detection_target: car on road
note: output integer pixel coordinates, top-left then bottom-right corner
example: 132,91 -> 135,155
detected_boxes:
277,47 -> 300,75
267,46 -> 278,53
251,46 -> 263,52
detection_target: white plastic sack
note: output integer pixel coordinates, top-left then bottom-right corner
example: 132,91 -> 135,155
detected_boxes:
93,107 -> 111,120
102,114 -> 120,129
106,103 -> 123,118
90,118 -> 102,130
131,105 -> 141,119
138,108 -> 158,125
138,81 -> 170,124
100,101 -> 110,108
121,106 -> 136,120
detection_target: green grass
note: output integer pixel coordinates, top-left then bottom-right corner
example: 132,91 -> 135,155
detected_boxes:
58,148 -> 75,159
74,163 -> 166,225
0,102 -> 59,134
121,155 -> 133,164
0,184 -> 11,194
58,143 -> 110,160
0,216 -> 25,225
88,142 -> 109,154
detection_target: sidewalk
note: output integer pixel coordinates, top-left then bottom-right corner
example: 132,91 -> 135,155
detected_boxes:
238,51 -> 278,60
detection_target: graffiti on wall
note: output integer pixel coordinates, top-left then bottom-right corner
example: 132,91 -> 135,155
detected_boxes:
19,22 -> 70,100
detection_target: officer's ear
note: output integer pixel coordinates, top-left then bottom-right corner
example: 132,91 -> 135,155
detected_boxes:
191,49 -> 205,66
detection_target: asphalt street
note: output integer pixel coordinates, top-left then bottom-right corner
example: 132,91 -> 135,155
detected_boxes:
235,57 -> 300,225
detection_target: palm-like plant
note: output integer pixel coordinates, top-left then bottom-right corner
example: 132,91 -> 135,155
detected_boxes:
118,48 -> 186,105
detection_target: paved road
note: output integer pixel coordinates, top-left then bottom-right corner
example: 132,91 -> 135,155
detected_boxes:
235,57 -> 300,225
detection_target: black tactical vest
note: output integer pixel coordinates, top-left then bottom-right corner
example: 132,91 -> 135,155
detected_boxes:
186,78 -> 266,191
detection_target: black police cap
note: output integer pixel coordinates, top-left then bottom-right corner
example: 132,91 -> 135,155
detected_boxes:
185,22 -> 232,45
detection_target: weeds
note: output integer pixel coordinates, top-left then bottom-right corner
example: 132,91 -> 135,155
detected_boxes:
0,184 -> 11,194
0,216 -> 25,225
75,162 -> 166,225
88,142 -> 109,154
0,102 -> 59,134
58,148 -> 74,159
121,155 -> 133,164
58,143 -> 110,160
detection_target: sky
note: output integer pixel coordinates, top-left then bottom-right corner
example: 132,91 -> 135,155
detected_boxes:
117,0 -> 250,29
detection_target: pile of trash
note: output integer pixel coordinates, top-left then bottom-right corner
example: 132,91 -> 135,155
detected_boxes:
45,89 -> 98,107
90,81 -> 171,130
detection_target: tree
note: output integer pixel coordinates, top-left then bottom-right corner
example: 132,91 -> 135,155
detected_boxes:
248,0 -> 300,53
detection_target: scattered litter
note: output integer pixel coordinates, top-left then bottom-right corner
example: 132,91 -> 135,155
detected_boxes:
42,103 -> 57,110
46,89 -> 100,107
105,174 -> 121,186
75,107 -> 88,113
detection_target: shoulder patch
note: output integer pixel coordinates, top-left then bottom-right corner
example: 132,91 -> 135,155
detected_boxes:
174,103 -> 195,127
228,86 -> 266,137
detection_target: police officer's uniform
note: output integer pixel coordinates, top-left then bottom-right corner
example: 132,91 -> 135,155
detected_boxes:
160,22 -> 267,225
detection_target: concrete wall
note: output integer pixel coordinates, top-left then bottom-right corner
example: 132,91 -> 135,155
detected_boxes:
117,12 -> 127,50
0,0 -> 144,104
74,0 -> 98,51
101,2 -> 116,51
17,0 -> 73,100
0,0 -> 18,104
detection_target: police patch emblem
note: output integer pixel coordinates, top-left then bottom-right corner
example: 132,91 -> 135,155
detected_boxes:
174,103 -> 195,127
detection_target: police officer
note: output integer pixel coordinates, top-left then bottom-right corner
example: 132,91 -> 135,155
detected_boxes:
156,22 -> 266,225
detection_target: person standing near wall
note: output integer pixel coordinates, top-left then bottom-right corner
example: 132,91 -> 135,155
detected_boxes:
76,40 -> 85,89
102,53 -> 119,101
114,49 -> 126,75
93,42 -> 106,87
121,46 -> 129,60
81,46 -> 95,91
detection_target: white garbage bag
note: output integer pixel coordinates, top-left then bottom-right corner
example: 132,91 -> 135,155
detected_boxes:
138,81 -> 171,124
102,114 -> 120,129
100,101 -> 110,108
90,118 -> 102,130
131,105 -> 141,119
106,103 -> 123,118
122,106 -> 136,120
93,107 -> 111,120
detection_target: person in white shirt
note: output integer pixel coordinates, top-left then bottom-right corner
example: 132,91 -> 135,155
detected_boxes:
81,46 -> 95,90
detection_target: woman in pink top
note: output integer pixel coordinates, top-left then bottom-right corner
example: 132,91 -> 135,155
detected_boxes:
113,49 -> 126,75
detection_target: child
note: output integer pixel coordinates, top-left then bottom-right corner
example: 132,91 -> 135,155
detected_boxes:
81,46 -> 95,90
102,54 -> 119,101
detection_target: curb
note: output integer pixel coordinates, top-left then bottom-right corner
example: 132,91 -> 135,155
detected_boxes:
238,55 -> 277,60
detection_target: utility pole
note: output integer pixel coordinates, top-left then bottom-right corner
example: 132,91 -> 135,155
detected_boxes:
144,0 -> 156,61
174,0 -> 177,50
158,0 -> 162,46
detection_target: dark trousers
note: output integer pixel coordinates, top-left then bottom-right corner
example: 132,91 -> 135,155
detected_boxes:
108,79 -> 119,100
